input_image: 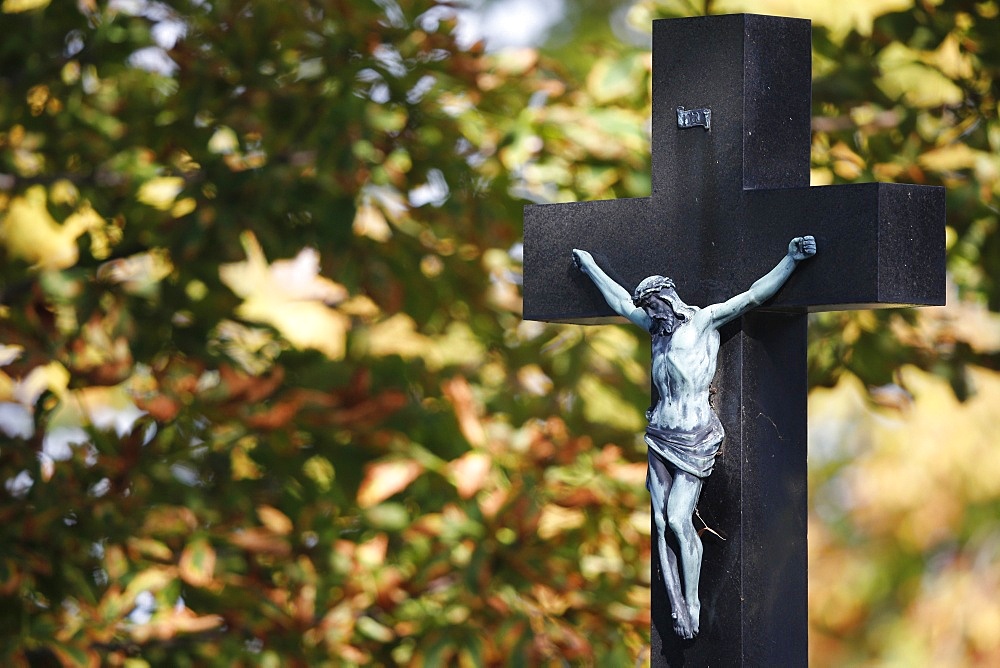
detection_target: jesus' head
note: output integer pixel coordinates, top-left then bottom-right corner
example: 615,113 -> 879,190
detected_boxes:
633,275 -> 696,335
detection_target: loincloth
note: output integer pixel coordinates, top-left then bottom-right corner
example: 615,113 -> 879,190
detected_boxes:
644,414 -> 725,481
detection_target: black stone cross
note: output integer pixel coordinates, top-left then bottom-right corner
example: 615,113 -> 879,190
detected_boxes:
522,14 -> 944,666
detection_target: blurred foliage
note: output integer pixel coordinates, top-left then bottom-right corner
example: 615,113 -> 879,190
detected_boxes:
0,0 -> 998,666
809,365 -> 1000,664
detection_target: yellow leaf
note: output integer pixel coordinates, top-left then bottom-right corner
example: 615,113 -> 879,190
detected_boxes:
13,361 -> 69,406
122,567 -> 176,606
127,537 -> 174,562
357,459 -> 423,508
361,313 -> 433,360
231,437 -> 262,480
431,322 -> 485,370
220,233 -> 345,303
339,295 -> 381,319
178,538 -> 216,588
171,197 -> 196,218
919,143 -> 981,172
0,372 -> 14,403
830,141 -> 865,167
1,186 -> 84,269
810,168 -> 834,186
237,300 -> 349,359
930,33 -> 974,80
65,201 -> 105,234
353,203 -> 392,241
218,232 -> 270,297
0,344 -> 24,367
208,126 -> 239,154
303,455 -> 335,491
713,0 -> 913,39
361,315 -> 484,370
537,503 -> 586,540
137,176 -> 185,210
2,0 -> 50,12
219,232 -> 351,359
86,213 -> 121,261
49,179 -> 78,206
877,43 -> 963,108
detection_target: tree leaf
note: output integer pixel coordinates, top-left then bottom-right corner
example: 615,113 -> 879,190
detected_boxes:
219,232 -> 351,359
257,505 -> 293,536
357,459 -> 423,508
178,538 -> 217,588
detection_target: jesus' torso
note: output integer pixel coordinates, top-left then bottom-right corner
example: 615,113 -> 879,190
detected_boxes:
649,314 -> 720,431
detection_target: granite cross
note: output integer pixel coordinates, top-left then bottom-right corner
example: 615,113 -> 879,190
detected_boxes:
522,14 -> 944,666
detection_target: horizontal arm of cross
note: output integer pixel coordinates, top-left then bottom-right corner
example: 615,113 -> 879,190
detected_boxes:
743,182 -> 945,311
523,182 -> 944,324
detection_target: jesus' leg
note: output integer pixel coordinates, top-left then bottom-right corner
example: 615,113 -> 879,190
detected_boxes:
666,470 -> 705,635
647,454 -> 693,639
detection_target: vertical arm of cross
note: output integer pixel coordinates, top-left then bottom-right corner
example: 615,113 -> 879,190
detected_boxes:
647,15 -> 943,667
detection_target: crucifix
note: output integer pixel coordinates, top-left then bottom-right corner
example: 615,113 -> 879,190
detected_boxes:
522,14 -> 944,666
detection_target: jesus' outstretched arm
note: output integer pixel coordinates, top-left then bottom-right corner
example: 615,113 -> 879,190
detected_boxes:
571,249 -> 651,330
701,236 -> 817,329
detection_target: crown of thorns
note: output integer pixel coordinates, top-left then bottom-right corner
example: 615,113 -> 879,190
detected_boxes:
632,275 -> 676,306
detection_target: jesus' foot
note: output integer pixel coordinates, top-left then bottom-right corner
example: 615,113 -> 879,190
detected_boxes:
688,601 -> 701,635
687,600 -> 700,637
671,605 -> 695,640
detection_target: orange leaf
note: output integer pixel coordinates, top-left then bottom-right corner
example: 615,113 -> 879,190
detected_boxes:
229,528 -> 291,556
442,376 -> 486,447
130,605 -> 224,643
356,533 -> 389,567
245,399 -> 300,429
449,452 -> 491,499
257,505 -> 293,536
357,460 -> 423,508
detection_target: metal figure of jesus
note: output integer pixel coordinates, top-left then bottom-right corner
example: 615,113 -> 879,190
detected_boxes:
572,236 -> 817,639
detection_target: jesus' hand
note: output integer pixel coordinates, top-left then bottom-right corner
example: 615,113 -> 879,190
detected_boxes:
572,249 -> 594,271
788,236 -> 817,261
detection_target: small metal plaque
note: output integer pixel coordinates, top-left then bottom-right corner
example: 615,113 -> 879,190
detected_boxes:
677,106 -> 711,131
